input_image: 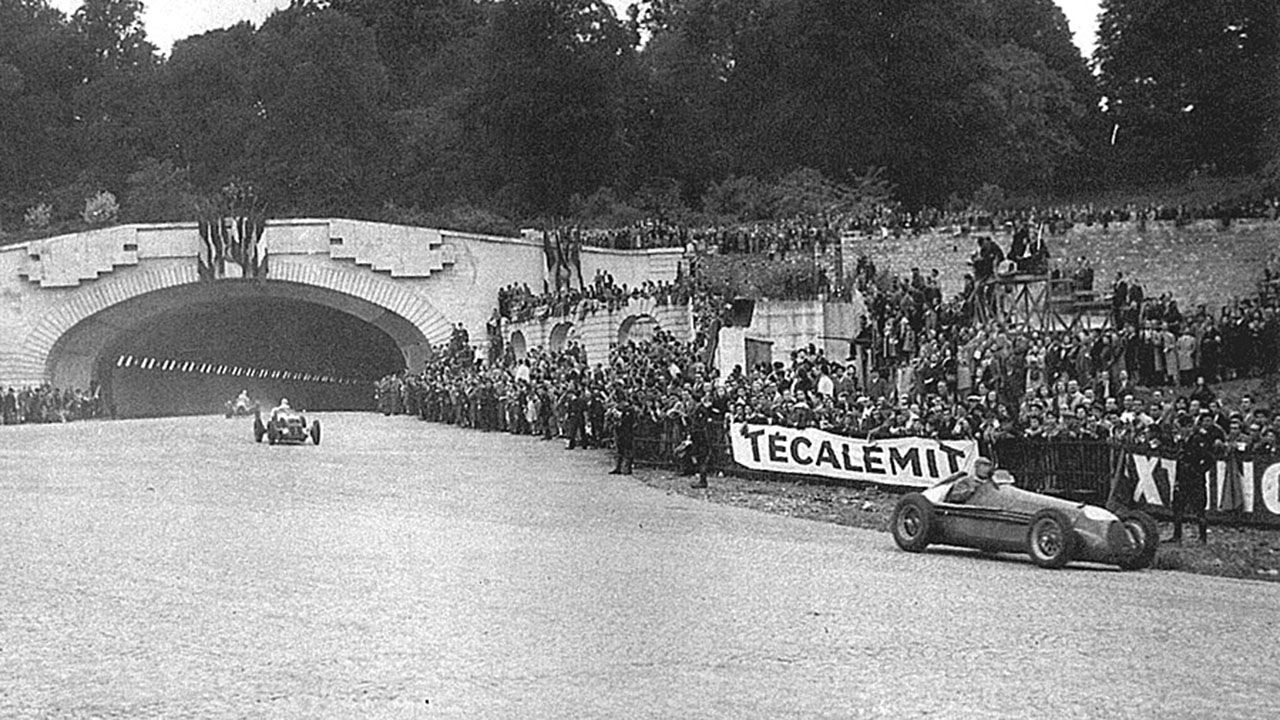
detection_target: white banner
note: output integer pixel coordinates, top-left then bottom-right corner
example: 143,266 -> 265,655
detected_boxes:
729,423 -> 978,488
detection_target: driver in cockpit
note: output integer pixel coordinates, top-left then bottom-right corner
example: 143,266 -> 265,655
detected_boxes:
270,398 -> 291,421
946,456 -> 996,503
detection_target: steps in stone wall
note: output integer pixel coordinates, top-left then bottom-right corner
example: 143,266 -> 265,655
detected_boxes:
327,220 -> 456,278
18,226 -> 141,288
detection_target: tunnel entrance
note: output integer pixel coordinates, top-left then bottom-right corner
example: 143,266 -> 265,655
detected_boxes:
42,277 -> 439,419
97,297 -> 405,418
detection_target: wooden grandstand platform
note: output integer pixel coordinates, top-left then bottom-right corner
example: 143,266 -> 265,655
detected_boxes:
974,273 -> 1113,332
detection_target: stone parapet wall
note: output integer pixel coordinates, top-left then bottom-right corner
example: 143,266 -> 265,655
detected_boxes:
1,220 -> 685,388
843,219 -> 1279,310
503,298 -> 692,366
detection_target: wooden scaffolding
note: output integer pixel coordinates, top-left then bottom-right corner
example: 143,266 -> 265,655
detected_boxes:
974,275 -> 1113,332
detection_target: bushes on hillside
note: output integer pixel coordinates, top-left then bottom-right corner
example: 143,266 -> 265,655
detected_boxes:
124,159 -> 198,223
82,191 -> 120,226
23,203 -> 51,230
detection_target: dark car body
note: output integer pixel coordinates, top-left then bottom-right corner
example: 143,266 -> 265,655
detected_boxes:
254,409 -> 321,446
891,474 -> 1159,570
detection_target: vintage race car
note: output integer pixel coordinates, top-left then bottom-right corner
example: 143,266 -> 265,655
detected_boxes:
225,396 -> 257,418
254,408 -> 321,446
890,473 -> 1159,570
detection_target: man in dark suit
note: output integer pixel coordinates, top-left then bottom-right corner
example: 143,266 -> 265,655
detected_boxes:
564,386 -> 587,449
688,392 -> 725,489
1171,410 -> 1224,543
608,391 -> 637,475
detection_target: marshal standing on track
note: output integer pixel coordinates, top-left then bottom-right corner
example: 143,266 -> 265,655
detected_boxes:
1171,409 -> 1224,543
608,390 -> 636,476
688,392 -> 725,489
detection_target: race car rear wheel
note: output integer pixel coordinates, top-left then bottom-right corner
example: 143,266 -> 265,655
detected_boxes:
1117,510 -> 1160,570
1027,509 -> 1076,569
310,420 -> 321,445
891,493 -> 934,552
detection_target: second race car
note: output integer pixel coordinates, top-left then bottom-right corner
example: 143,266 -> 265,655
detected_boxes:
254,401 -> 321,446
890,462 -> 1159,570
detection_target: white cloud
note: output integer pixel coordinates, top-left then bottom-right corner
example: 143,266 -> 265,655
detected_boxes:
51,0 -> 290,53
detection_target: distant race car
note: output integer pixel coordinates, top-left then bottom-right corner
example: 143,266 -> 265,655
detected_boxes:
225,394 -> 257,418
254,408 -> 321,446
890,472 -> 1159,570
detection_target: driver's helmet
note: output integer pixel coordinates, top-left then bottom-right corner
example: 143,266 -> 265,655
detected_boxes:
974,456 -> 994,479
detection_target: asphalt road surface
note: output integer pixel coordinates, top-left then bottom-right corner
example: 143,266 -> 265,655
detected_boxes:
3,414 -> 1278,719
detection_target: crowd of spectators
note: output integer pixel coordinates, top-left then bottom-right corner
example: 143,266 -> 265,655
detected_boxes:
850,237 -> 1280,452
1,384 -> 103,424
383,206 -> 1280,473
498,270 -> 693,323
374,313 -> 1279,472
375,332 -> 719,468
855,197 -> 1280,239
567,218 -> 846,254
566,196 -> 1280,251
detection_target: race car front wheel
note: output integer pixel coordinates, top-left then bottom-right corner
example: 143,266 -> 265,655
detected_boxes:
1117,510 -> 1160,570
1027,509 -> 1076,569
891,493 -> 934,552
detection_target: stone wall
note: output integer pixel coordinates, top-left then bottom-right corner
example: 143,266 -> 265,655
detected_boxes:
716,298 -> 867,378
842,219 -> 1279,310
0,220 -> 684,387
503,298 -> 692,366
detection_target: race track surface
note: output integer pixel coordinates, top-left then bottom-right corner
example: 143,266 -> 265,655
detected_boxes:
2,414 -> 1277,718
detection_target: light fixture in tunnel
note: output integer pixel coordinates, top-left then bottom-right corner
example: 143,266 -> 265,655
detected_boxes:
114,354 -> 368,385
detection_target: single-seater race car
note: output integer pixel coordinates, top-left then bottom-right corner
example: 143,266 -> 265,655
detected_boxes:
254,406 -> 321,446
890,470 -> 1159,570
225,391 -> 257,418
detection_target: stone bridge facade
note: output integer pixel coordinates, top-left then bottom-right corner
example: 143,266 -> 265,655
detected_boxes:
0,220 -> 681,389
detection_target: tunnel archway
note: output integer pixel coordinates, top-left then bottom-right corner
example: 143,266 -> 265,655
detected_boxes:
509,330 -> 528,360
548,322 -> 574,353
47,279 -> 439,417
617,314 -> 660,346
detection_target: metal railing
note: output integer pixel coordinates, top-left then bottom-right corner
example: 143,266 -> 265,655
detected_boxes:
990,439 -> 1118,502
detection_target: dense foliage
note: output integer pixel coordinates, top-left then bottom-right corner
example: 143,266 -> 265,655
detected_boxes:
1096,0 -> 1278,184
0,0 -> 1274,236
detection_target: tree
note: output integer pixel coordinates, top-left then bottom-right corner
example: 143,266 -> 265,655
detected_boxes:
252,7 -> 396,214
975,42 -> 1086,192
160,23 -> 263,192
1097,0 -> 1279,181
71,0 -> 156,72
468,0 -> 639,215
0,1 -> 84,215
123,157 -> 196,222
638,0 -> 1096,207
325,0 -> 487,102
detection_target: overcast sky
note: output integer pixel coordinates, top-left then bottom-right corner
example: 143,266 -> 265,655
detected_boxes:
50,0 -> 1103,60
